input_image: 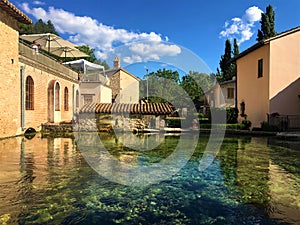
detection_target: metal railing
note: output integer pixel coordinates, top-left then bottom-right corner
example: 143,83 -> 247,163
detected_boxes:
268,114 -> 300,131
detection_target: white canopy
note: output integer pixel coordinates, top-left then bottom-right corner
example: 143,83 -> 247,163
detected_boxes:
63,59 -> 104,74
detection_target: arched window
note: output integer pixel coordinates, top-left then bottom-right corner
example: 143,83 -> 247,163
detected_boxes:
64,87 -> 69,111
25,76 -> 34,110
55,82 -> 60,111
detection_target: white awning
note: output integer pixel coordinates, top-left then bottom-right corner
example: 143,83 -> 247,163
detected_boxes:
63,59 -> 104,73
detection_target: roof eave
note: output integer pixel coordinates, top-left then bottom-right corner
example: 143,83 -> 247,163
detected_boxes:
0,0 -> 32,24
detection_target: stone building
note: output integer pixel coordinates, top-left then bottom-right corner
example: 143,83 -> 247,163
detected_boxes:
0,0 -> 79,138
0,0 -> 32,138
106,56 -> 140,103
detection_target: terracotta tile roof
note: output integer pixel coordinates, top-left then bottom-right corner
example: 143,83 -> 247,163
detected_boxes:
80,102 -> 175,115
0,0 -> 32,24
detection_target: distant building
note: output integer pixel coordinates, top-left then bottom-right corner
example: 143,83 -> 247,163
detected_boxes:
236,26 -> 300,128
105,56 -> 140,104
64,59 -> 112,106
205,78 -> 236,108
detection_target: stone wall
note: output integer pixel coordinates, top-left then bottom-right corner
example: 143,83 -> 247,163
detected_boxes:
75,113 -> 156,132
0,16 -> 21,138
110,72 -> 120,102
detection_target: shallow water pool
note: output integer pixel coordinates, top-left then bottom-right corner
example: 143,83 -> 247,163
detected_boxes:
0,133 -> 299,224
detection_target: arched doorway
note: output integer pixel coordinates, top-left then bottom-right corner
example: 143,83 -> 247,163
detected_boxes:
48,80 -> 61,123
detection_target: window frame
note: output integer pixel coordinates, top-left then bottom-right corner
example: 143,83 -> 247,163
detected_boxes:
55,82 -> 60,111
25,76 -> 34,110
258,58 -> 263,78
227,87 -> 234,99
64,87 -> 69,111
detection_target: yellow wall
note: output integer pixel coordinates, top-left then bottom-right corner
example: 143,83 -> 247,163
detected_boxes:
100,85 -> 112,103
237,45 -> 270,127
118,70 -> 139,103
79,82 -> 112,105
0,17 -> 21,137
269,31 -> 300,115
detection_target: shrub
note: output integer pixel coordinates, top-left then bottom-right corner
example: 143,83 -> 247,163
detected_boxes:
226,108 -> 238,124
165,118 -> 182,128
241,119 -> 252,130
261,121 -> 280,132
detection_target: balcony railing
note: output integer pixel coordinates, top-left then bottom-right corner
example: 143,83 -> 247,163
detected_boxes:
19,41 -> 79,81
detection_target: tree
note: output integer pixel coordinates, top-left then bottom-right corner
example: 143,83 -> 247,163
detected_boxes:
94,59 -> 110,70
217,38 -> 239,82
46,20 -> 58,35
18,19 -> 58,35
140,69 -> 181,104
233,38 -> 239,56
231,38 -> 239,78
75,45 -> 97,62
257,5 -> 276,41
180,71 -> 213,111
218,39 -> 233,81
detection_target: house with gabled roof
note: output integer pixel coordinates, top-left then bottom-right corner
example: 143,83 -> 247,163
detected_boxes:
236,26 -> 300,129
105,56 -> 140,104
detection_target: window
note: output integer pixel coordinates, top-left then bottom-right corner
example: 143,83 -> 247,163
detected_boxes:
55,82 -> 60,111
25,76 -> 34,110
227,88 -> 234,99
64,87 -> 69,111
83,94 -> 93,105
258,59 -> 263,78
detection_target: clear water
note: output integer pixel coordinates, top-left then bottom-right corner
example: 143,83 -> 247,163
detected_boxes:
0,133 -> 299,225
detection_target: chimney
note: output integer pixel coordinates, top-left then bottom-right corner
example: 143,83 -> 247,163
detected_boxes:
113,56 -> 120,69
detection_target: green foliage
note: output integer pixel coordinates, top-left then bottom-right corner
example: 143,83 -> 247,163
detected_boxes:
18,19 -> 58,35
150,68 -> 180,83
140,69 -> 184,106
241,119 -> 252,130
217,39 -> 239,82
257,5 -> 276,41
260,121 -> 280,132
94,59 -> 110,70
165,118 -> 182,128
75,45 -> 97,62
139,69 -> 214,112
226,107 -> 238,124
180,71 -> 214,111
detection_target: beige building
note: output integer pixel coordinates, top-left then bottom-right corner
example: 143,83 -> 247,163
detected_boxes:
205,79 -> 236,108
236,27 -> 300,128
65,59 -> 112,106
19,43 -> 79,127
0,0 -> 79,138
106,57 -> 140,103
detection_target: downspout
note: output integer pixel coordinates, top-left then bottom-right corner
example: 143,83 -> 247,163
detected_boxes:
20,65 -> 25,130
73,84 -> 75,116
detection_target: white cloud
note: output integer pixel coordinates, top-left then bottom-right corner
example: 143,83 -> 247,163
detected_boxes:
32,1 -> 45,5
123,42 -> 181,63
20,3 -> 181,63
220,6 -> 263,44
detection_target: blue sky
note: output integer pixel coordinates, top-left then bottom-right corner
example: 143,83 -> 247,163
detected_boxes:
11,0 -> 300,77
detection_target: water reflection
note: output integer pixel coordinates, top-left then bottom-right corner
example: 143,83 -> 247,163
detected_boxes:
0,133 -> 299,224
